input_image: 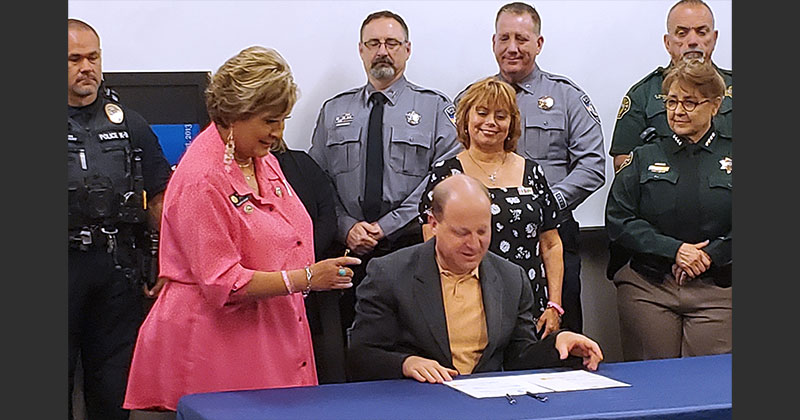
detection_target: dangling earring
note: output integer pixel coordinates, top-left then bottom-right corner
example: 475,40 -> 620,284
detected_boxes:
223,127 -> 235,171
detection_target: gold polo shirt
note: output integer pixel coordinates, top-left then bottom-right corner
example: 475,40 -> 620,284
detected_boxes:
437,260 -> 488,374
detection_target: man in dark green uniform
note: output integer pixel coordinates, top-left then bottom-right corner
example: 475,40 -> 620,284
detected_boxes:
609,0 -> 732,171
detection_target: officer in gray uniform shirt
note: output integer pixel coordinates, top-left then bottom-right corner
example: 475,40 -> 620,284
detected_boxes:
459,3 -> 605,334
309,10 -> 460,348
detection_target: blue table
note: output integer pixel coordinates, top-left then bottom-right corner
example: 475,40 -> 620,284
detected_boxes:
176,354 -> 731,420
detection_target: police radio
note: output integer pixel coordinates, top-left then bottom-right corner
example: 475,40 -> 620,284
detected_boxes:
119,147 -> 146,224
143,230 -> 160,289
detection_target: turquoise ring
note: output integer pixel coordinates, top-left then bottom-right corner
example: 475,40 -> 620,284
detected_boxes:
338,268 -> 347,276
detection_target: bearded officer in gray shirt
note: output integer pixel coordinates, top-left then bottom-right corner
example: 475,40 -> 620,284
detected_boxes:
309,10 -> 460,348
459,2 -> 605,334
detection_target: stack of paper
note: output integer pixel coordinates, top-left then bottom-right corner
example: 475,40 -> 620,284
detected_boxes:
443,370 -> 630,398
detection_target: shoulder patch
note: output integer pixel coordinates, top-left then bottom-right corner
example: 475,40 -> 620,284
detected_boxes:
616,152 -> 633,174
725,85 -> 732,98
443,104 -> 456,126
581,94 -> 601,125
616,95 -> 631,120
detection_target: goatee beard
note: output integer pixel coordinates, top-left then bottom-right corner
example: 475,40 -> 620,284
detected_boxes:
370,65 -> 395,80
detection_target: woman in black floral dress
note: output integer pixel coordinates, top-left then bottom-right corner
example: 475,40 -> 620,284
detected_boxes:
419,77 -> 564,337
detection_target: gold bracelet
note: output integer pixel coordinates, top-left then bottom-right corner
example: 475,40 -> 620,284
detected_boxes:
302,266 -> 313,297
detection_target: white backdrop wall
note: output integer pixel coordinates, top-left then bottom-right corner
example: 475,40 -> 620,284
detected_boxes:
68,0 -> 732,228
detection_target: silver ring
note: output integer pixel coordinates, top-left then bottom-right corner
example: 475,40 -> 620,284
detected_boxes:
338,268 -> 347,276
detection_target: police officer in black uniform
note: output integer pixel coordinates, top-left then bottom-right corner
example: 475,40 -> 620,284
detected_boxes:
68,19 -> 171,420
605,57 -> 731,361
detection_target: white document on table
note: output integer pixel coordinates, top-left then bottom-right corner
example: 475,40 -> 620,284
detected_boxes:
443,370 -> 630,399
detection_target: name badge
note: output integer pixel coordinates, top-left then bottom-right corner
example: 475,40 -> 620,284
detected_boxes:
229,192 -> 251,208
517,186 -> 534,195
648,163 -> 670,174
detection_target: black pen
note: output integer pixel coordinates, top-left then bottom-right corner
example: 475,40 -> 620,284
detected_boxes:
505,393 -> 516,404
526,391 -> 548,402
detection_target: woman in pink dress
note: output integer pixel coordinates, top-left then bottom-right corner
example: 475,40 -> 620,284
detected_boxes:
123,46 -> 361,416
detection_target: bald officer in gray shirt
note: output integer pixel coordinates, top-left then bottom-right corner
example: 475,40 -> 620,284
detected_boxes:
309,10 -> 460,345
460,2 -> 605,334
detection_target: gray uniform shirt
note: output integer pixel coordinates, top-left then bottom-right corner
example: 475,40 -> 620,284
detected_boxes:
460,67 -> 606,221
309,76 -> 461,242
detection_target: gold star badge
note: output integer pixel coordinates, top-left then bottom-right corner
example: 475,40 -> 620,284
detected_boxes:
537,96 -> 554,110
719,157 -> 732,174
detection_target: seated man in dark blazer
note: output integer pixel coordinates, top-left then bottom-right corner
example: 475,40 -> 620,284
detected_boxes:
348,174 -> 603,383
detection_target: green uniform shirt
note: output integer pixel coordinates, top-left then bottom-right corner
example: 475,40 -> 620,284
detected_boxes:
605,128 -> 732,280
609,64 -> 732,156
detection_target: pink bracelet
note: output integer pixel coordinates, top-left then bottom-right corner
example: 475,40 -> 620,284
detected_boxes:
281,270 -> 294,294
546,301 -> 565,316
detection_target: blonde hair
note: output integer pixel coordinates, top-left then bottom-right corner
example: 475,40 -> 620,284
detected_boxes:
662,57 -> 724,100
455,77 -> 521,152
206,46 -> 297,128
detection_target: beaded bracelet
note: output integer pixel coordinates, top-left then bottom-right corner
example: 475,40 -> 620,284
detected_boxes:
280,270 -> 294,294
302,266 -> 313,297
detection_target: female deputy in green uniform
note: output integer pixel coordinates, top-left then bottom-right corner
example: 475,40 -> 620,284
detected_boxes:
605,57 -> 731,362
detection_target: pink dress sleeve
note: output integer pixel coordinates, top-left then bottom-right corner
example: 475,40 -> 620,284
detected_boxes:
159,177 -> 255,308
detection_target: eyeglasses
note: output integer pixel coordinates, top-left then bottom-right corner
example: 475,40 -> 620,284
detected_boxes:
362,38 -> 407,50
664,98 -> 711,112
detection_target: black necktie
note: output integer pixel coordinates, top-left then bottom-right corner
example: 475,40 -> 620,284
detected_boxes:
363,93 -> 386,222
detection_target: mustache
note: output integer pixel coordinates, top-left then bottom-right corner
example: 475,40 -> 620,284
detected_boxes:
371,57 -> 394,67
76,72 -> 99,82
682,49 -> 705,59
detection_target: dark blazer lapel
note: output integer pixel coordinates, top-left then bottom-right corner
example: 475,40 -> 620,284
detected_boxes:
477,256 -> 503,367
412,239 -> 452,363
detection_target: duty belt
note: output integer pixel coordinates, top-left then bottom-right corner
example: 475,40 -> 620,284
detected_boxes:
68,225 -> 119,253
